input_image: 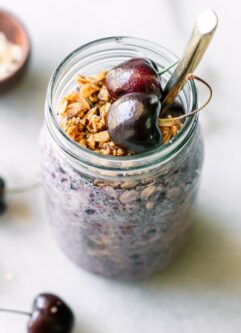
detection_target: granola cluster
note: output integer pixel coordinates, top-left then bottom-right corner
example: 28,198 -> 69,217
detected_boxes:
60,70 -> 182,156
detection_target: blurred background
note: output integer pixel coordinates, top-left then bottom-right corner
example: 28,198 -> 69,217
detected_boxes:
0,0 -> 241,332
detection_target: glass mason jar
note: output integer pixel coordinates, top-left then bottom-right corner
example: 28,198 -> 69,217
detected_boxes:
40,37 -> 204,280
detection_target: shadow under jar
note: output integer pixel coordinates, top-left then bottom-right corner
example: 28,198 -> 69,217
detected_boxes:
40,37 -> 204,280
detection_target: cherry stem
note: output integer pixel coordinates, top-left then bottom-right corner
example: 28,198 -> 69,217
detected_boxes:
0,308 -> 31,316
157,61 -> 179,76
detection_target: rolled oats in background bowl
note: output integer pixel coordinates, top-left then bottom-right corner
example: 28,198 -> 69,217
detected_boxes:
0,9 -> 31,92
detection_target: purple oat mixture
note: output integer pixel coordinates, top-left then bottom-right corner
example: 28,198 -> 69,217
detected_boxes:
40,124 -> 203,280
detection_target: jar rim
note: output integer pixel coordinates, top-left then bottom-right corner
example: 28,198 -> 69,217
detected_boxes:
46,36 -> 198,175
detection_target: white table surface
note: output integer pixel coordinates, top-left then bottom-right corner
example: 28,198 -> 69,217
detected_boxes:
0,0 -> 241,332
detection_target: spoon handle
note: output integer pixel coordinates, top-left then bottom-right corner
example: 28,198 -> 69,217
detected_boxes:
161,9 -> 218,112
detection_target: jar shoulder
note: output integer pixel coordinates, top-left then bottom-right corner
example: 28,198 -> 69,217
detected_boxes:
39,122 -> 204,187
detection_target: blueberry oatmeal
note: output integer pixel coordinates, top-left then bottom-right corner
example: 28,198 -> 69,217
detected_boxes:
40,37 -> 204,280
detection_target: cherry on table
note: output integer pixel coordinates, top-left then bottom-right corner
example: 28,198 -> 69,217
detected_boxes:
107,92 -> 162,153
28,293 -> 74,333
106,58 -> 162,99
0,176 -> 6,215
0,293 -> 74,333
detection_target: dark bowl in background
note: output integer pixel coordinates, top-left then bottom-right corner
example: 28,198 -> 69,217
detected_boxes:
0,9 -> 31,93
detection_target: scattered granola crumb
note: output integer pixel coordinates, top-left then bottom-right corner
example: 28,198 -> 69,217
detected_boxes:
60,70 -> 183,155
4,271 -> 14,281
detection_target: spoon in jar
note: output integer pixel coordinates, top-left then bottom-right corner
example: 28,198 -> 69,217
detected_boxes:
161,9 -> 218,115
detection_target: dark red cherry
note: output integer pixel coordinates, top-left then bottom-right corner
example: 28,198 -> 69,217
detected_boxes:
0,177 -> 6,215
27,293 -> 74,333
106,58 -> 162,99
107,92 -> 162,153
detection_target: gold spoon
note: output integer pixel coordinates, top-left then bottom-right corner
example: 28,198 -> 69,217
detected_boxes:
161,9 -> 218,114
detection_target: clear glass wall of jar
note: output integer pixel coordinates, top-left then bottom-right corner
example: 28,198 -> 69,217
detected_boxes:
40,37 -> 204,280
